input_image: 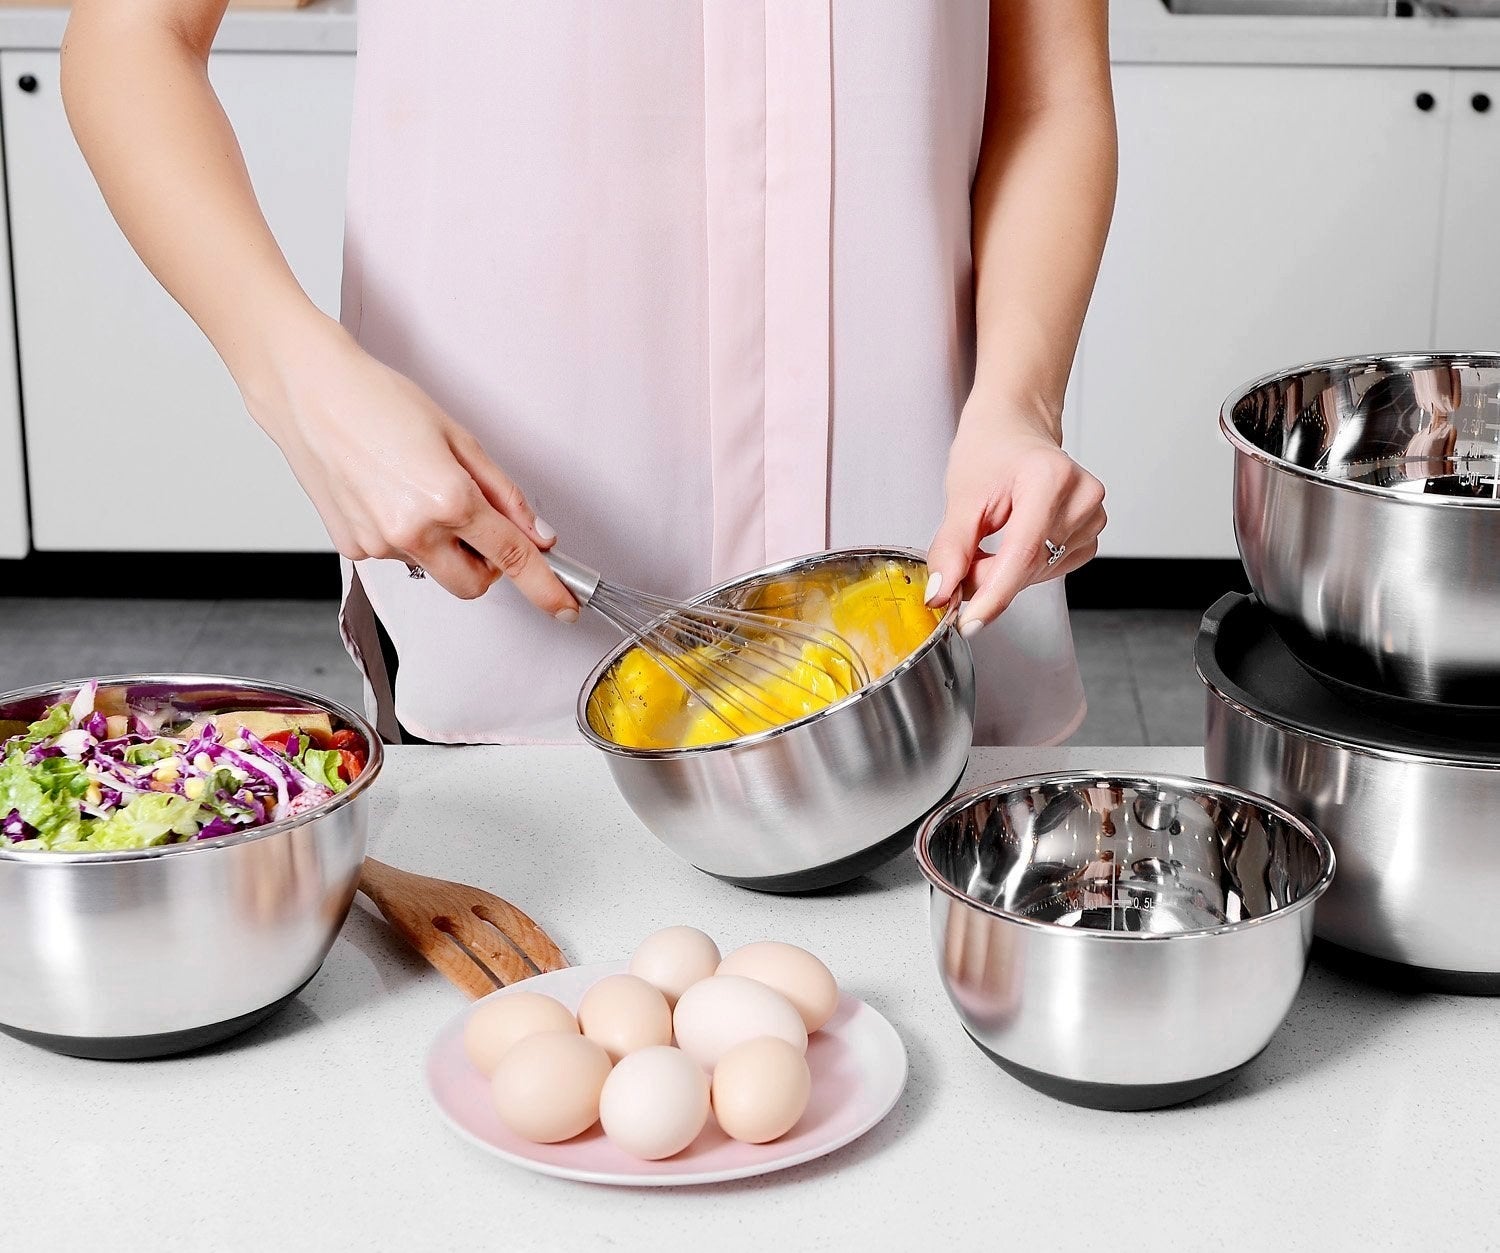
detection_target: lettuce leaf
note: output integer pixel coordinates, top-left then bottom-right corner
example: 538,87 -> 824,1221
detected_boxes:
0,751 -> 89,847
47,793 -> 203,853
5,702 -> 74,754
295,747 -> 347,794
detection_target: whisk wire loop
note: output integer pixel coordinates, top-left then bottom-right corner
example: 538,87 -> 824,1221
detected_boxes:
550,551 -> 870,737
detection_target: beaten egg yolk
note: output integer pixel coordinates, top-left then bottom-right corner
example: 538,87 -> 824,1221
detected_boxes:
588,561 -> 943,750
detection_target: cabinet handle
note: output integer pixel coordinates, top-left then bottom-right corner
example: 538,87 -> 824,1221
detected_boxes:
1474,93 -> 1493,114
1415,91 -> 1436,112
16,74 -> 36,94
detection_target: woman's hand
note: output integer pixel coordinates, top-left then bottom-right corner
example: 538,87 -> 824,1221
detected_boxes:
250,315 -> 578,615
925,407 -> 1105,635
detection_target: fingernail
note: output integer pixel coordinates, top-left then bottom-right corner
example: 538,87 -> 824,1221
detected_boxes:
535,517 -> 557,543
924,572 -> 944,606
554,607 -> 579,624
960,617 -> 984,639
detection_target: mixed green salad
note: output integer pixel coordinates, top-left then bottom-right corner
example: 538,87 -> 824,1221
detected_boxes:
0,682 -> 368,853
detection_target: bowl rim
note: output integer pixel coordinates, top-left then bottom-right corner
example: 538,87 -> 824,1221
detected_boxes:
573,545 -> 961,759
1220,349 -> 1500,510
0,673 -> 383,865
914,769 -> 1336,941
1195,595 -> 1500,771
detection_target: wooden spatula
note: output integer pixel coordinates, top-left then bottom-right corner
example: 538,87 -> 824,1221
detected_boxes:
358,858 -> 569,999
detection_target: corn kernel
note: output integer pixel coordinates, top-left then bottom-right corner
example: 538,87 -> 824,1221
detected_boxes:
183,777 -> 207,801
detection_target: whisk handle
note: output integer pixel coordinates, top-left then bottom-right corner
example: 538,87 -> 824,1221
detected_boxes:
546,550 -> 602,607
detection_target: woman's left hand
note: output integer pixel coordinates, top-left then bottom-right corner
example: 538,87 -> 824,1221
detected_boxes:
925,409 -> 1106,636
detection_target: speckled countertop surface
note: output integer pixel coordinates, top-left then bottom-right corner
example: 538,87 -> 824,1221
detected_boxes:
6,745 -> 1496,1252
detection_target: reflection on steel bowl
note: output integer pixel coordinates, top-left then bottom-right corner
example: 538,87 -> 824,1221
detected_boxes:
577,548 -> 976,893
0,675 -> 381,1059
917,772 -> 1334,1110
1222,352 -> 1500,707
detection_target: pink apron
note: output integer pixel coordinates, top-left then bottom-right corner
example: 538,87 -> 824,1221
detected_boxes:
338,0 -> 1086,746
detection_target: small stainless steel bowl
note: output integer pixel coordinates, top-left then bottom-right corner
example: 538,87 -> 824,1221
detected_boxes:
0,675 -> 381,1059
1222,351 -> 1500,708
577,547 -> 975,892
916,772 -> 1334,1110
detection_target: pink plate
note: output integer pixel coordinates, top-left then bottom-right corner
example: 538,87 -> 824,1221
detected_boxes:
425,961 -> 907,1186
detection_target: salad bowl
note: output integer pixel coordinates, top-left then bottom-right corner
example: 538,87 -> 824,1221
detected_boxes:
0,675 -> 381,1059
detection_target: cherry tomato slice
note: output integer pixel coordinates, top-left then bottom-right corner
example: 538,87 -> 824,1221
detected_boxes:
336,749 -> 365,783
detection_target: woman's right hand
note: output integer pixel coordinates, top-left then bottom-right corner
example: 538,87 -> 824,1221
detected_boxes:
248,315 -> 578,617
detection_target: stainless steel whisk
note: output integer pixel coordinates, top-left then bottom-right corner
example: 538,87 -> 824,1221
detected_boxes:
547,551 -> 870,736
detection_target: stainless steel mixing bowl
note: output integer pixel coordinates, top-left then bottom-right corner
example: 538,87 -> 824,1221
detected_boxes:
1200,593 -> 1500,993
917,772 -> 1334,1110
577,547 -> 976,891
0,676 -> 381,1059
1223,352 -> 1500,707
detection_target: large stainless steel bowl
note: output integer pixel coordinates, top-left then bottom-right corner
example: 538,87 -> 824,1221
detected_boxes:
1223,352 -> 1500,707
578,547 -> 976,892
917,772 -> 1334,1110
0,676 -> 381,1059
1200,593 -> 1500,993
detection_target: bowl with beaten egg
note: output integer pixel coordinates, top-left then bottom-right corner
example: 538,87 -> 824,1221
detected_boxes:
577,547 -> 975,891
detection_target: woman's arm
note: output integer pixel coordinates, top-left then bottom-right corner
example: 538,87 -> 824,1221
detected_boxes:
926,0 -> 1116,632
61,0 -> 575,614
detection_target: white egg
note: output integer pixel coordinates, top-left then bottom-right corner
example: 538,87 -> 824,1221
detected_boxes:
672,975 -> 807,1071
712,1036 -> 812,1144
717,941 -> 840,1033
598,1046 -> 710,1160
628,926 -> 722,1007
577,974 -> 673,1063
462,991 -> 578,1076
490,1031 -> 612,1144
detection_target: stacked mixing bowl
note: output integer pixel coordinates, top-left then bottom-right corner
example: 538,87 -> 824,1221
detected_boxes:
1203,352 -> 1500,992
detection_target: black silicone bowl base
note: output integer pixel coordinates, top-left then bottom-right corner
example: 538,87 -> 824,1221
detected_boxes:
1314,940 -> 1500,996
966,1030 -> 1253,1111
1291,648 -> 1500,726
702,768 -> 967,895
0,970 -> 318,1060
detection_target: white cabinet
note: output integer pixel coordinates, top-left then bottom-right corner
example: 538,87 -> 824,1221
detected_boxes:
1435,71 -> 1500,347
0,138 -> 24,560
1078,64 -> 1456,559
2,51 -> 353,552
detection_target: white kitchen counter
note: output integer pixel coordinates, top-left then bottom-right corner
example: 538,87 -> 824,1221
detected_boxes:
6,745 -> 1497,1252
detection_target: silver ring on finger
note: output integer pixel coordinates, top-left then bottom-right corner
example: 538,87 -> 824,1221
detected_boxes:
406,563 -> 427,580
1043,539 -> 1067,568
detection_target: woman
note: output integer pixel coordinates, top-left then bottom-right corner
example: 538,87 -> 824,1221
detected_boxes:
61,1 -> 1115,745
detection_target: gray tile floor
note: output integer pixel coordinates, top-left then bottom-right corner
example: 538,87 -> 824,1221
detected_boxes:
0,600 -> 1206,745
